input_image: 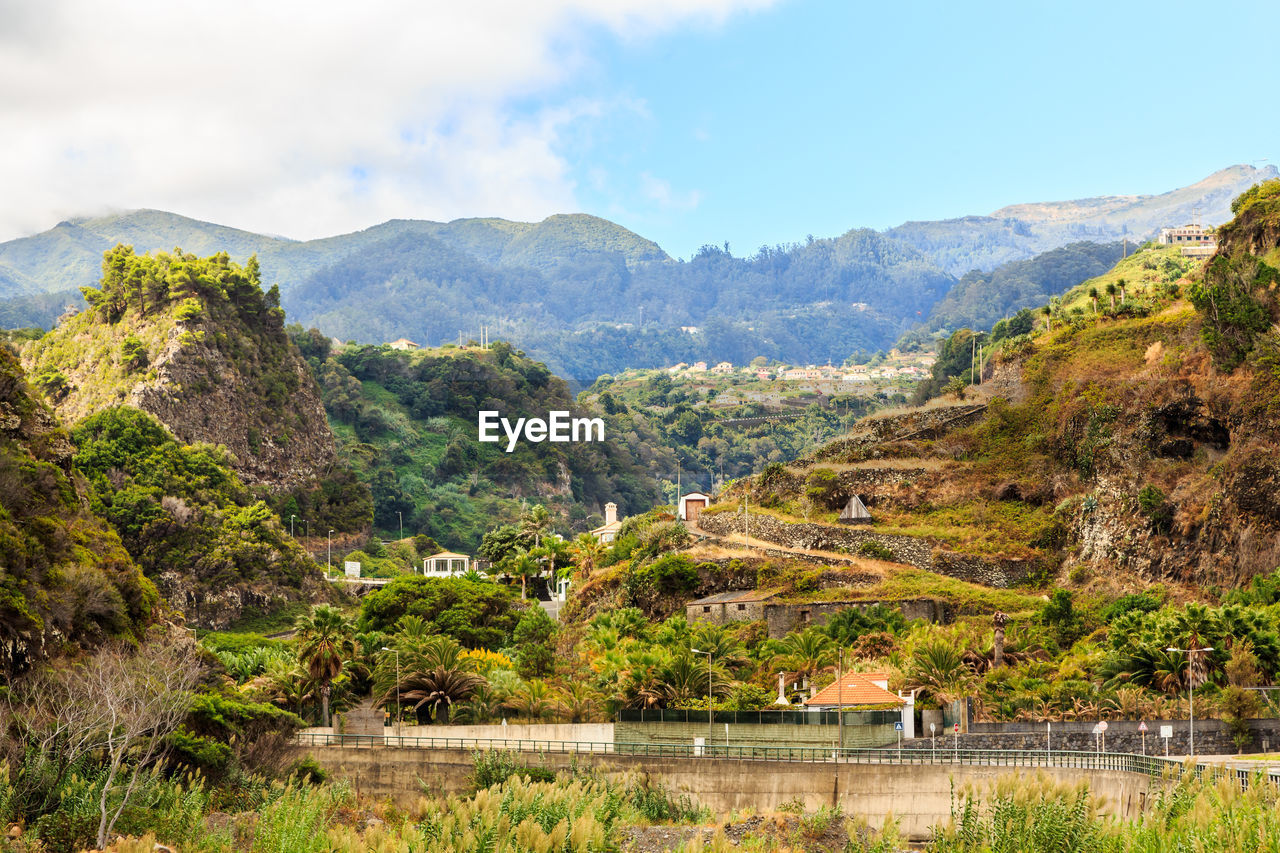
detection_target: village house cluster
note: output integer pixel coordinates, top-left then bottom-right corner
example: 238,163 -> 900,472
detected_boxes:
665,349 -> 936,386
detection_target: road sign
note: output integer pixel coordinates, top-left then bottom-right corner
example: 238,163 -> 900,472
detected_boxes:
1138,721 -> 1148,733
1160,725 -> 1173,739
954,723 -> 960,733
894,721 -> 904,731
1097,720 -> 1108,732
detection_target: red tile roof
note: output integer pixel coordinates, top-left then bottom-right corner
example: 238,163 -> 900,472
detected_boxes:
804,671 -> 903,707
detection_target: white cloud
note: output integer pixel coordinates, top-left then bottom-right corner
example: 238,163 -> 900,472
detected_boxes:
0,0 -> 773,241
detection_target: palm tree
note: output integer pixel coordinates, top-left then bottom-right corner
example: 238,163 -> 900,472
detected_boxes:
503,549 -> 540,599
771,628 -> 836,693
558,681 -> 603,723
992,612 -> 1008,669
520,504 -> 553,547
907,638 -> 973,704
1106,282 -> 1117,310
396,667 -> 485,724
1088,287 -> 1099,314
570,533 -> 608,579
1117,277 -> 1127,304
294,604 -> 355,727
509,678 -> 556,720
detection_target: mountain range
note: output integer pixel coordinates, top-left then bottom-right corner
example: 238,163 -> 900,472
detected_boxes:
0,164 -> 1273,381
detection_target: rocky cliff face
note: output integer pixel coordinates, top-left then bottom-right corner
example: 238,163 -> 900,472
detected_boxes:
22,246 -> 338,492
125,317 -> 336,490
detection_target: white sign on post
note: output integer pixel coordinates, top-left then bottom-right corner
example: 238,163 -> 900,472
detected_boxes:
344,560 -> 361,578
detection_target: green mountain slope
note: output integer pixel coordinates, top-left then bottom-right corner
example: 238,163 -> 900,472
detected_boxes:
0,346 -> 157,675
918,241 -> 1126,335
748,180 -> 1280,592
292,330 -> 664,552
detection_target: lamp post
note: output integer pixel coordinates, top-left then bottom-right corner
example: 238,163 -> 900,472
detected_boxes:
837,646 -> 844,754
1166,644 -> 1214,759
381,646 -> 401,736
397,511 -> 403,543
328,529 -> 335,577
692,647 -> 712,753
289,514 -> 296,538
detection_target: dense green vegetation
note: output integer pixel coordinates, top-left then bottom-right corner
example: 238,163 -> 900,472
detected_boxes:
23,245 -> 372,536
287,228 -> 951,380
911,241 -> 1124,341
0,348 -> 157,677
71,407 -> 321,603
292,329 -> 662,549
581,370 -> 879,494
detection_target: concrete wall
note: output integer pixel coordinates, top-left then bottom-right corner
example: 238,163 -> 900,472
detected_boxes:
294,745 -> 1154,842
305,722 -> 614,750
697,510 -> 1035,588
393,723 -> 613,743
615,718 -> 897,750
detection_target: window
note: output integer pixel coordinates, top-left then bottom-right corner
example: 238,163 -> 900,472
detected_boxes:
737,603 -> 747,611
703,606 -> 711,613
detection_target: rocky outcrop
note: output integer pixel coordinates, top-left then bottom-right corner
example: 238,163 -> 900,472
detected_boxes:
127,322 -> 337,490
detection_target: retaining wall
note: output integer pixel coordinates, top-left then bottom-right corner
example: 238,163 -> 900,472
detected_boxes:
294,745 -> 1154,842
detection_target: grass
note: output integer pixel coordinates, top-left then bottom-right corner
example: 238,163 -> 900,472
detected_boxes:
808,564 -> 1046,615
871,500 -> 1057,560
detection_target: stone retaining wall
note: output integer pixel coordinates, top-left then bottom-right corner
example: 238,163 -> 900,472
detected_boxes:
698,510 -> 1035,588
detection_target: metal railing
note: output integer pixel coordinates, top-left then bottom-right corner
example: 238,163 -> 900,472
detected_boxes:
294,732 -> 1280,786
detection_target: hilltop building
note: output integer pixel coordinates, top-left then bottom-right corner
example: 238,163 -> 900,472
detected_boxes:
387,338 -> 420,351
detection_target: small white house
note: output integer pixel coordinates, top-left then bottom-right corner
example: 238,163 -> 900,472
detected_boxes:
678,492 -> 711,523
423,551 -> 471,577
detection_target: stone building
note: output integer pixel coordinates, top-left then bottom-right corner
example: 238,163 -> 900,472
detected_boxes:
686,589 -> 780,625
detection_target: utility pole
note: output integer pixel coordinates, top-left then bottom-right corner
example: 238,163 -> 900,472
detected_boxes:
327,529 -> 335,577
1166,644 -> 1213,759
381,646 -> 401,736
692,647 -> 713,753
397,510 -> 404,544
289,514 -> 295,538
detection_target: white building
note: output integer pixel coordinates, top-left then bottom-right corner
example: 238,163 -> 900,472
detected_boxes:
423,551 -> 471,577
1158,224 -> 1216,246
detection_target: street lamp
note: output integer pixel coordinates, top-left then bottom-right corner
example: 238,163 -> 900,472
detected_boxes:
691,647 -> 712,753
381,646 -> 401,736
327,529 -> 335,577
289,514 -> 296,538
397,511 -> 404,544
1166,644 -> 1214,759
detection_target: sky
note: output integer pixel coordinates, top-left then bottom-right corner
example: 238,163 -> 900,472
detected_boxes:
0,0 -> 1275,259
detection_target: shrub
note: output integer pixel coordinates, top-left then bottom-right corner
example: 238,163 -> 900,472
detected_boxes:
858,541 -> 895,561
1137,484 -> 1173,534
174,297 -> 204,323
649,554 -> 699,594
